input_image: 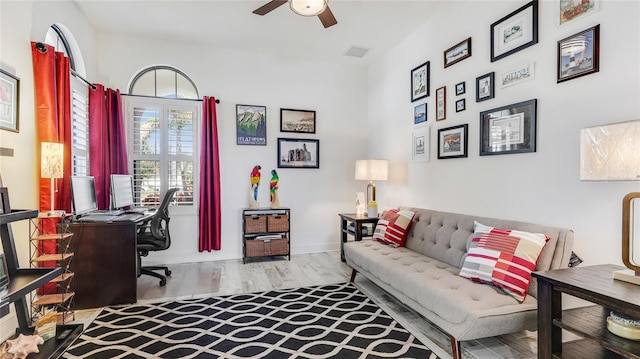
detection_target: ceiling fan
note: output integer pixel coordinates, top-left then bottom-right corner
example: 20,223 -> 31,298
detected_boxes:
253,0 -> 338,28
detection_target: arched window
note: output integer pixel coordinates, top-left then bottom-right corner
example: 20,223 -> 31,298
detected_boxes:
129,66 -> 199,99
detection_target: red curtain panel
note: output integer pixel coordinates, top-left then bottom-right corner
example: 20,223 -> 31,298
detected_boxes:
199,97 -> 221,251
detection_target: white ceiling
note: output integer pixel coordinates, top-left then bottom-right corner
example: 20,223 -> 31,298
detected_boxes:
73,0 -> 449,66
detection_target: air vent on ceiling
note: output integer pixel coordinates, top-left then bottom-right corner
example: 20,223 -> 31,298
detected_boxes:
344,46 -> 370,58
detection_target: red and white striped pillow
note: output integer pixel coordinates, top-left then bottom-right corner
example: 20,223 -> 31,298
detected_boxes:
372,209 -> 415,247
459,221 -> 550,302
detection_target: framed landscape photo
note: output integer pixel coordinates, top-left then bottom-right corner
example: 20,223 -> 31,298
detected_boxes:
559,0 -> 598,26
500,61 -> 535,88
455,81 -> 466,96
414,103 -> 427,124
280,108 -> 316,133
456,99 -> 466,113
479,99 -> 537,156
438,124 -> 468,159
490,0 -> 539,62
277,138 -> 319,169
411,61 -> 430,102
0,69 -> 20,133
412,125 -> 430,162
557,25 -> 600,83
236,104 -> 266,145
444,37 -> 472,68
476,72 -> 495,102
436,86 -> 446,121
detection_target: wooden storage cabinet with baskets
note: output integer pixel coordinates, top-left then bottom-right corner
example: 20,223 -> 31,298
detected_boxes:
242,208 -> 290,263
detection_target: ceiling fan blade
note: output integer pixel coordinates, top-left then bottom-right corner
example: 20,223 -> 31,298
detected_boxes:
318,5 -> 337,28
253,0 -> 287,16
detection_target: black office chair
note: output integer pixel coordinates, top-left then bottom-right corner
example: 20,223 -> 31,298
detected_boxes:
137,188 -> 179,286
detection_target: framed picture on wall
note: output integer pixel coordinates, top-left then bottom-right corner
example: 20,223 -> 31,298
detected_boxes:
456,99 -> 466,113
559,0 -> 599,26
476,72 -> 495,102
500,61 -> 535,88
0,187 -> 10,215
412,125 -> 430,162
0,69 -> 20,133
490,0 -> 539,62
277,138 -> 319,169
557,25 -> 600,83
455,81 -> 466,96
479,99 -> 537,156
236,104 -> 266,145
436,86 -> 446,121
280,108 -> 316,133
410,61 -> 430,102
444,37 -> 472,68
438,124 -> 468,159
414,103 -> 427,124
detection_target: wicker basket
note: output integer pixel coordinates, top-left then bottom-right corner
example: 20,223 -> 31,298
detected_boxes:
245,215 -> 267,233
245,237 -> 288,257
267,214 -> 289,232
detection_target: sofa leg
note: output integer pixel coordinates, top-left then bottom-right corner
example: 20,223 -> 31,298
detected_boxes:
350,269 -> 357,282
450,336 -> 462,359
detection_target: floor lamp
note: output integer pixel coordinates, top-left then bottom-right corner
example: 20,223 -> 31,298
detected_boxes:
41,142 -> 64,213
580,119 -> 640,284
355,159 -> 388,217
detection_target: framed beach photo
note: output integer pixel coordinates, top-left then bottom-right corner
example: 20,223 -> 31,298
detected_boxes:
500,61 -> 535,88
479,99 -> 537,156
455,81 -> 466,96
436,86 -> 446,121
559,0 -> 599,26
277,138 -> 319,169
0,69 -> 19,133
412,125 -> 430,162
557,25 -> 600,83
476,72 -> 495,102
414,103 -> 427,124
236,104 -> 266,145
490,0 -> 539,62
444,37 -> 472,68
280,108 -> 316,133
410,61 -> 430,102
438,124 -> 468,159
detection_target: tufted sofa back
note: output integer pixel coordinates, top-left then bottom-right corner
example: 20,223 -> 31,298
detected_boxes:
400,207 -> 574,295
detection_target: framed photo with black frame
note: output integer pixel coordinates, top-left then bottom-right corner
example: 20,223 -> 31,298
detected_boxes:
280,108 -> 316,133
277,138 -> 319,169
456,99 -> 466,113
455,81 -> 466,96
410,61 -> 430,102
476,72 -> 495,102
479,99 -> 537,156
438,124 -> 468,159
490,0 -> 539,62
0,69 -> 20,133
557,25 -> 600,83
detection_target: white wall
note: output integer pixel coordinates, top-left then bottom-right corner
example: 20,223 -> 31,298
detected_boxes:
368,1 -> 640,267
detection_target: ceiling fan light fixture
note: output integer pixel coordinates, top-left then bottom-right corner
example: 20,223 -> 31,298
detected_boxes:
290,0 -> 327,17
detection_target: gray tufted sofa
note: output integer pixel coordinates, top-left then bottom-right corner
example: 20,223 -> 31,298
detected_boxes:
343,207 -> 574,359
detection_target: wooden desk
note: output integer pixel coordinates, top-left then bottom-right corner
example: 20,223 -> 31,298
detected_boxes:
68,221 -> 140,309
339,213 -> 379,262
533,264 -> 640,358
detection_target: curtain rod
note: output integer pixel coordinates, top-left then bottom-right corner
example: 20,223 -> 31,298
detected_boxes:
71,69 -> 97,91
121,93 -> 219,103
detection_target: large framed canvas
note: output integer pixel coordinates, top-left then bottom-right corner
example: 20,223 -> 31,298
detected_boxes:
280,108 -> 316,133
410,61 -> 430,102
490,0 -> 539,62
412,125 -> 430,162
437,124 -> 468,159
277,138 -> 319,169
0,69 -> 19,133
236,104 -> 266,145
479,99 -> 537,156
557,25 -> 600,83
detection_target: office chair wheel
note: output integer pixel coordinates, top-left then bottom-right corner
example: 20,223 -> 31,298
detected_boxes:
165,269 -> 172,276
160,278 -> 167,286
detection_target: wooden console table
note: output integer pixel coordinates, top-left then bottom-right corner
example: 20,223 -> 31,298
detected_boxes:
338,213 -> 378,262
533,264 -> 640,358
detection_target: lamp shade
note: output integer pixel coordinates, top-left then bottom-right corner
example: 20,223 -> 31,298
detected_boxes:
355,159 -> 388,181
41,142 -> 64,179
580,120 -> 640,181
290,0 -> 327,16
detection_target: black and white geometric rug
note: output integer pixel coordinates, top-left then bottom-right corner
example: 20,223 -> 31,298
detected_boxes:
63,283 -> 440,358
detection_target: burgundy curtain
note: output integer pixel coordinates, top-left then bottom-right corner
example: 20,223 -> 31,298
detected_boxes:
31,42 -> 73,293
199,97 -> 221,251
89,85 -> 128,209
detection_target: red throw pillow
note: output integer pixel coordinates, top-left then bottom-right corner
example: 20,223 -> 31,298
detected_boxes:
372,209 -> 415,247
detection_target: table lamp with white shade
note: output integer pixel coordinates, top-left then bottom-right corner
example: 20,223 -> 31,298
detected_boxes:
580,119 -> 640,284
355,159 -> 388,217
41,142 -> 64,213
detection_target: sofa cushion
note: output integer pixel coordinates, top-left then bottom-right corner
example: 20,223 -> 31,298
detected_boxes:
459,221 -> 550,302
372,209 -> 415,247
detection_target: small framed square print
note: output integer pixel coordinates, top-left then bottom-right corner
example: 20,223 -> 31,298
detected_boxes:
438,124 -> 468,159
436,86 -> 446,121
455,99 -> 466,113
414,103 -> 427,124
476,72 -> 495,102
455,81 -> 465,96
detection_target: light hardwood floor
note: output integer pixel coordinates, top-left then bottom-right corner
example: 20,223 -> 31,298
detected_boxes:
74,252 -> 537,359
